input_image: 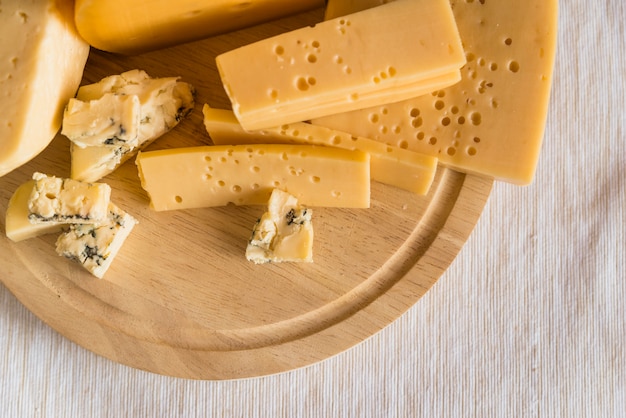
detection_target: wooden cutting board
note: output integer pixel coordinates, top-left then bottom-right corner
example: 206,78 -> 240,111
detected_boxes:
0,8 -> 492,380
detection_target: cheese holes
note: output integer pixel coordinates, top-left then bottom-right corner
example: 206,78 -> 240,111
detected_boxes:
467,147 -> 477,156
274,45 -> 284,56
232,185 -> 242,193
175,196 -> 183,203
508,60 -> 520,73
307,54 -> 317,63
295,76 -> 316,91
331,135 -> 341,145
310,176 -> 321,184
470,112 -> 482,126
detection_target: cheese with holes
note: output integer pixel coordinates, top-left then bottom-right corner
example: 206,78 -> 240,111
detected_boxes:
74,0 -> 325,54
313,0 -> 559,185
28,172 -> 111,225
203,105 -> 437,195
5,181 -> 65,242
68,70 -> 195,182
55,203 -> 137,279
216,0 -> 465,131
0,0 -> 89,177
135,144 -> 371,210
246,189 -> 314,264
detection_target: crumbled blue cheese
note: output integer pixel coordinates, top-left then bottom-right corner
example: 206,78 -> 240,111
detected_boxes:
27,172 -> 111,224
246,189 -> 313,264
55,203 -> 137,279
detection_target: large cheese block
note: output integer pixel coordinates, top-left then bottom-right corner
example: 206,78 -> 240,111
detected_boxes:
216,0 -> 465,131
135,144 -> 371,210
0,0 -> 90,177
74,0 -> 325,54
202,105 -> 437,195
313,0 -> 559,185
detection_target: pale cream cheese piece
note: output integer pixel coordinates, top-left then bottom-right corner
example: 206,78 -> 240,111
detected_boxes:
55,202 -> 137,279
0,0 -> 89,177
246,189 -> 313,264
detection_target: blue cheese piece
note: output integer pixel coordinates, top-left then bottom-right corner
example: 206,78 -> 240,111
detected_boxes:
55,203 -> 137,279
62,93 -> 141,148
27,172 -> 111,225
246,189 -> 314,264
69,69 -> 195,182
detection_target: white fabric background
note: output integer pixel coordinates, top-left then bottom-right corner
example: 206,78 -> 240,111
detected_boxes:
2,1 -> 624,416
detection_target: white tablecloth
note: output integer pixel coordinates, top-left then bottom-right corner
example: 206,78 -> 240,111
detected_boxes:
2,1 -> 624,416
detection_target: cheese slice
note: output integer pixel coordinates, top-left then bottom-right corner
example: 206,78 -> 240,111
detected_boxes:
135,144 -> 371,210
203,105 -> 437,195
74,0 -> 325,54
5,181 -> 65,242
55,203 -> 137,279
28,172 -> 111,225
246,189 -> 314,264
215,0 -> 465,131
313,0 -> 559,185
68,70 -> 195,182
0,0 -> 90,177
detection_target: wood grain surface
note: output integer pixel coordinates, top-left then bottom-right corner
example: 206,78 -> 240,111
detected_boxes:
0,8 -> 492,379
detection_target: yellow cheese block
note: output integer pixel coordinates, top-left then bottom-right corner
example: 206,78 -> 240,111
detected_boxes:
135,145 -> 371,210
313,0 -> 559,185
216,0 -> 465,131
202,105 -> 437,195
74,0 -> 325,54
0,0 -> 89,177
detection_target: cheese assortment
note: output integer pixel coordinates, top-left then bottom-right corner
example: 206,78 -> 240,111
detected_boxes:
135,144 -> 371,210
65,70 -> 195,182
246,189 -> 314,264
0,0 -> 89,177
313,0 -> 559,185
74,0 -> 325,54
202,105 -> 437,195
216,0 -> 466,130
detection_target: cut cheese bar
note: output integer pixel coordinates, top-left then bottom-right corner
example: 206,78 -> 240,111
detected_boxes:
0,0 -> 90,177
56,203 -> 137,279
202,105 -> 437,195
246,189 -> 314,264
75,0 -> 325,54
135,144 -> 371,210
312,0 -> 559,185
216,0 -> 465,131
28,172 -> 111,225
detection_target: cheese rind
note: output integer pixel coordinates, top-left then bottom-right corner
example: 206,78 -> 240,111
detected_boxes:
55,203 -> 137,279
135,144 -> 371,210
246,189 -> 314,264
203,105 -> 437,195
216,0 -> 465,131
0,0 -> 89,177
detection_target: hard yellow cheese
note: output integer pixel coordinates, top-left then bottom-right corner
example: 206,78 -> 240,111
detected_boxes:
202,105 -> 437,195
313,0 -> 559,185
216,0 -> 465,131
135,145 -> 371,210
0,0 -> 89,177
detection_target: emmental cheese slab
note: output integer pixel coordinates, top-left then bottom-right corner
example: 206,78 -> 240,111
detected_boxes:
203,105 -> 437,195
135,145 -> 371,210
0,0 -> 89,177
313,0 -> 559,185
216,0 -> 466,131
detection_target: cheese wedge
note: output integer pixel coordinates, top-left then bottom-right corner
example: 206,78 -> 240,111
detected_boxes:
75,0 -> 325,54
0,0 -> 90,177
135,144 -> 371,210
202,105 -> 437,195
246,189 -> 314,264
216,0 -> 465,131
313,0 -> 559,185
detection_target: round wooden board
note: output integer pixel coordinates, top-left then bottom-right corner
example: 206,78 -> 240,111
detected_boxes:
0,8 -> 492,380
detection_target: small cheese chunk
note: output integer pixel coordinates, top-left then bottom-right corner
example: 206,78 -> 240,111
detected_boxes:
203,105 -> 437,195
69,70 -> 195,182
0,0 -> 90,177
215,0 -> 465,130
135,144 -> 371,210
28,173 -> 111,225
246,189 -> 314,264
62,93 -> 141,148
55,203 -> 137,279
5,181 -> 65,242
